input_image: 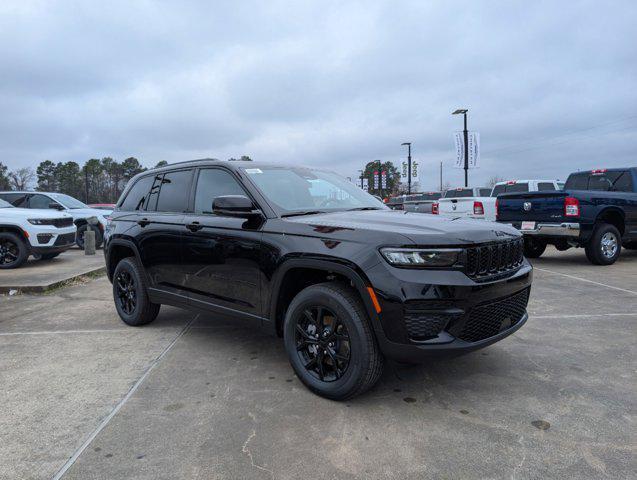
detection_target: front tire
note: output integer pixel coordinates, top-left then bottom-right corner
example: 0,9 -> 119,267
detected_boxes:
523,237 -> 547,258
112,257 -> 160,326
585,223 -> 622,265
0,232 -> 28,269
283,282 -> 384,400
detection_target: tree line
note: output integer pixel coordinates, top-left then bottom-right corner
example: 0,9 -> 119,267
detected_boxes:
0,155 -> 252,204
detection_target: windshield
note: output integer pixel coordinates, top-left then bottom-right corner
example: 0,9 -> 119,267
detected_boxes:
242,166 -> 386,215
50,193 -> 87,209
0,199 -> 13,208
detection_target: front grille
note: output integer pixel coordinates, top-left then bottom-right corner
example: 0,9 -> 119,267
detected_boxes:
404,300 -> 462,341
54,232 -> 76,246
457,289 -> 530,342
52,217 -> 74,228
465,238 -> 524,281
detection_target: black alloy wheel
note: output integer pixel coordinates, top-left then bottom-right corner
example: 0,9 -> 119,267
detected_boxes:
112,257 -> 160,326
283,282 -> 384,400
294,306 -> 351,382
0,233 -> 28,269
115,269 -> 137,315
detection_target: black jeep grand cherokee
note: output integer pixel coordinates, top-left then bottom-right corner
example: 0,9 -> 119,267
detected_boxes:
105,159 -> 532,400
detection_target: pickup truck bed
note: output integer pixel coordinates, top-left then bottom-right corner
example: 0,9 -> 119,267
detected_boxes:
497,168 -> 637,265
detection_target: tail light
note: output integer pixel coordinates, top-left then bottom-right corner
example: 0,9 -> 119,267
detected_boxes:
432,202 -> 439,215
495,199 -> 499,220
564,197 -> 580,217
473,201 -> 484,215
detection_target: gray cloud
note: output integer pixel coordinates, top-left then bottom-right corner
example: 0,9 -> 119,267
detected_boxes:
1,0 -> 636,189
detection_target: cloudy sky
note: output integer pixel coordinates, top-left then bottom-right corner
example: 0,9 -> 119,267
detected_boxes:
1,0 -> 636,190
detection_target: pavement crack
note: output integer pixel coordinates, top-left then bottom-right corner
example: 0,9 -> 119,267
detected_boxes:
241,413 -> 274,479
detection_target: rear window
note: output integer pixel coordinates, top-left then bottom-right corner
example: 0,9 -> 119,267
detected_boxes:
537,182 -> 556,191
479,188 -> 491,196
445,188 -> 474,198
120,175 -> 155,211
564,171 -> 633,192
491,183 -> 530,196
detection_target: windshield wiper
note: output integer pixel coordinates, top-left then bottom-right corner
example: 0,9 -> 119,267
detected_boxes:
281,210 -> 326,218
347,207 -> 383,211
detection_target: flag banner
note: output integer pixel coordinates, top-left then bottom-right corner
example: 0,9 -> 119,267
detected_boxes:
373,171 -> 379,189
453,132 -> 479,169
362,178 -> 369,190
381,171 -> 387,189
401,161 -> 408,178
411,161 -> 419,180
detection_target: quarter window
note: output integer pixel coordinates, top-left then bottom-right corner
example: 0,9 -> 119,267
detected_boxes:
120,175 -> 155,211
194,169 -> 246,214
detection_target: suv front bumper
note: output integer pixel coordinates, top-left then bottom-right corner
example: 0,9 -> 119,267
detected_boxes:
366,261 -> 533,363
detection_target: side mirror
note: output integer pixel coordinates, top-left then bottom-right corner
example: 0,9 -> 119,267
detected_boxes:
49,202 -> 64,210
212,195 -> 261,218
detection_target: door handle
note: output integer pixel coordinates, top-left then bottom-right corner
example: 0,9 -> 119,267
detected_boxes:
137,218 -> 150,227
186,221 -> 203,232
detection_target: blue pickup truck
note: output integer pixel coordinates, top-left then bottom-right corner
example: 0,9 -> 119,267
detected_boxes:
496,167 -> 637,265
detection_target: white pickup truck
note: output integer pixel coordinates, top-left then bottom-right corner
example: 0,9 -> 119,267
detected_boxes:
434,180 -> 564,221
0,198 -> 76,268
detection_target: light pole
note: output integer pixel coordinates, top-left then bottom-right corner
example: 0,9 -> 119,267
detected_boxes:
375,159 -> 382,196
401,142 -> 412,194
452,109 -> 469,187
358,169 -> 364,189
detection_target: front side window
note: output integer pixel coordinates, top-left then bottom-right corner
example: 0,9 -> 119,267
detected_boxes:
194,169 -> 246,214
49,193 -> 87,209
243,167 -> 385,214
151,170 -> 193,213
29,194 -> 56,209
120,175 -> 154,211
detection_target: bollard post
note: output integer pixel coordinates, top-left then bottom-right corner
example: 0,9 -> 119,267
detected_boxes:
84,229 -> 96,255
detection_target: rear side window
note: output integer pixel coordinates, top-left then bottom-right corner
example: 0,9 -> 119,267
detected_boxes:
0,193 -> 28,207
537,182 -> 556,191
120,175 -> 155,211
149,170 -> 193,213
194,169 -> 246,214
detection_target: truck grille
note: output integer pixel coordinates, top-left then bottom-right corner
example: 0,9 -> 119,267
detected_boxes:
457,289 -> 529,342
465,238 -> 524,281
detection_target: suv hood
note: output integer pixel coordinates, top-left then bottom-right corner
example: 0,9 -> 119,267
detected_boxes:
0,207 -> 73,219
285,210 -> 521,245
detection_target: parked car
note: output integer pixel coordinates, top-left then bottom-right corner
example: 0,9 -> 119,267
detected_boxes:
385,195 -> 406,210
0,191 -> 108,249
435,180 -> 563,221
403,192 -> 443,214
496,168 -> 637,265
0,198 -> 76,268
88,203 -> 115,213
105,159 -> 533,400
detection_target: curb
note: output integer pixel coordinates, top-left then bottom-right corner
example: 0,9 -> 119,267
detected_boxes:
0,266 -> 107,294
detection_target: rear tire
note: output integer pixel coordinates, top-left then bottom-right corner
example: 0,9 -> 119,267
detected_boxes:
76,224 -> 103,249
523,238 -> 547,258
283,282 -> 384,400
112,257 -> 160,326
585,223 -> 621,265
0,232 -> 28,269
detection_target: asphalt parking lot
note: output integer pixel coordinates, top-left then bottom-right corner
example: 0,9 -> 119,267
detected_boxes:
1,247 -> 635,479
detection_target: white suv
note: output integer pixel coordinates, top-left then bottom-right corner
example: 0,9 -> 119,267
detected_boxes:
0,198 -> 77,268
0,191 -> 108,249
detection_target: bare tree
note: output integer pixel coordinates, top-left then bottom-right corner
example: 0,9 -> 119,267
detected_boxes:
442,181 -> 452,192
9,167 -> 35,190
487,175 -> 504,188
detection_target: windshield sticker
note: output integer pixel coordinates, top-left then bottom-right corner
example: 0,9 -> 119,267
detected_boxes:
245,168 -> 263,174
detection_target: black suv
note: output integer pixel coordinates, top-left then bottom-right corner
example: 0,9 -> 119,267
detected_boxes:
105,159 -> 533,400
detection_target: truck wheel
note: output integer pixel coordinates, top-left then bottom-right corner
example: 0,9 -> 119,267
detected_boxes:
0,232 -> 28,269
283,282 -> 384,400
585,223 -> 622,265
112,257 -> 160,326
523,238 -> 547,258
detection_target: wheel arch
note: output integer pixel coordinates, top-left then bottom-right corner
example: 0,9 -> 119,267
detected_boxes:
595,207 -> 625,236
268,258 -> 379,337
106,238 -> 143,282
0,225 -> 29,243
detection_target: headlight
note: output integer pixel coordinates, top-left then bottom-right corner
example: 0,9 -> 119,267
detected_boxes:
380,248 -> 462,267
28,219 -> 50,225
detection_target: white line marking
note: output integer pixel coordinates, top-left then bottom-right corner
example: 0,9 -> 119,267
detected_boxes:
534,267 -> 637,295
51,315 -> 198,480
0,329 -> 131,337
531,313 -> 636,319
